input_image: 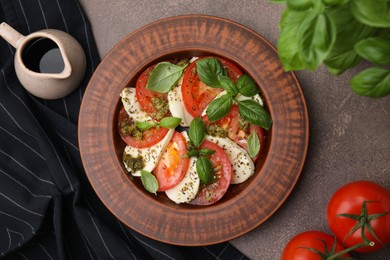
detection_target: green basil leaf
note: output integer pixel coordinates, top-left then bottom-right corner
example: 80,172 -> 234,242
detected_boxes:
146,62 -> 185,93
136,121 -> 154,130
298,11 -> 336,70
206,94 -> 234,122
196,58 -> 227,88
324,5 -> 377,75
351,0 -> 390,28
140,170 -> 159,195
323,0 -> 349,5
355,37 -> 390,65
247,132 -> 260,158
350,67 -> 390,98
189,117 -> 206,147
187,149 -> 199,158
196,157 -> 215,184
237,100 -> 272,130
277,8 -> 308,71
218,75 -> 238,96
237,74 -> 259,97
199,148 -> 216,157
269,0 -> 286,3
287,0 -> 313,11
159,117 -> 182,129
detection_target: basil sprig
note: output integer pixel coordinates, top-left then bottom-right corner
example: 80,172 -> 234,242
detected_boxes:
187,117 -> 215,184
197,58 -> 272,130
140,170 -> 158,195
196,58 -> 227,88
146,61 -> 188,93
136,117 -> 182,130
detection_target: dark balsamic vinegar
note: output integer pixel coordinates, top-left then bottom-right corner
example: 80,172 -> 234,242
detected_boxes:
22,38 -> 64,73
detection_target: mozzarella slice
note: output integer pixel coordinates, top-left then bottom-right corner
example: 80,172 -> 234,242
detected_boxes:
165,131 -> 200,203
165,157 -> 199,203
168,77 -> 194,127
206,135 -> 255,184
120,87 -> 153,122
123,129 -> 175,176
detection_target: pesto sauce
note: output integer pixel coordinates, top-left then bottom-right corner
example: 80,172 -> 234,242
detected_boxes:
207,124 -> 228,138
123,153 -> 145,172
120,118 -> 143,141
151,97 -> 169,120
238,116 -> 250,131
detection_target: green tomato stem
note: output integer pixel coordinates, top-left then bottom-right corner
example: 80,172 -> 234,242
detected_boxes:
327,241 -> 375,260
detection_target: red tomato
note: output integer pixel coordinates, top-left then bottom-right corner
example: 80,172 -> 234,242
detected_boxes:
154,131 -> 190,191
189,140 -> 232,205
281,231 -> 350,260
181,56 -> 243,117
118,107 -> 169,149
202,104 -> 265,162
135,64 -> 170,120
327,180 -> 390,253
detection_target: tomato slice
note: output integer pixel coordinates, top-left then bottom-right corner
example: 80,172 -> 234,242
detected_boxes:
202,104 -> 265,162
118,107 -> 169,149
189,140 -> 232,205
154,131 -> 190,191
181,56 -> 243,117
135,64 -> 171,120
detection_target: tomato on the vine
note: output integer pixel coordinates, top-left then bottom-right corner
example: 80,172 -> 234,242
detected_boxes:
327,180 -> 390,253
281,231 -> 350,260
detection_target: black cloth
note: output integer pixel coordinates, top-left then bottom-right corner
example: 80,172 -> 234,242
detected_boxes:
0,1 -> 249,259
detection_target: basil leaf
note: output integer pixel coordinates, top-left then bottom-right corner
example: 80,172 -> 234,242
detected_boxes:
323,0 -> 349,5
355,37 -> 390,66
269,0 -> 286,3
146,62 -> 185,93
140,170 -> 158,195
277,8 -> 308,71
298,11 -> 336,70
324,5 -> 377,75
237,100 -> 272,130
189,117 -> 206,147
199,148 -> 216,157
247,132 -> 260,158
351,67 -> 390,98
136,121 -> 154,130
186,149 -> 199,158
196,157 -> 215,184
287,0 -> 313,11
218,75 -> 238,96
237,74 -> 259,97
159,117 -> 182,129
196,58 -> 227,88
351,0 -> 390,28
206,94 -> 234,122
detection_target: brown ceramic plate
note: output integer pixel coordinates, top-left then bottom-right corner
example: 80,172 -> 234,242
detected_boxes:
79,15 -> 309,246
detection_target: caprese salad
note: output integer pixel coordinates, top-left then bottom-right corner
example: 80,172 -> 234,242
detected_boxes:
118,56 -> 272,205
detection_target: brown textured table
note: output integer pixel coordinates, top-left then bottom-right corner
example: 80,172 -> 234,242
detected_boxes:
78,1 -> 390,259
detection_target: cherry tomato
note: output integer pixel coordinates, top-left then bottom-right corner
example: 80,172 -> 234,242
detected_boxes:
202,104 -> 265,162
181,56 -> 243,117
327,180 -> 390,253
136,64 -> 171,120
118,107 -> 169,149
189,140 -> 232,205
153,131 -> 190,191
281,231 -> 350,260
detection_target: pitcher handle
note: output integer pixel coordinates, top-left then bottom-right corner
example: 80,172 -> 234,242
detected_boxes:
0,22 -> 25,49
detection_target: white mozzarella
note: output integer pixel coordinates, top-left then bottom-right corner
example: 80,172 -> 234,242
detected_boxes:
168,77 -> 194,127
206,135 -> 255,184
123,129 -> 175,176
165,157 -> 200,203
120,87 -> 153,123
